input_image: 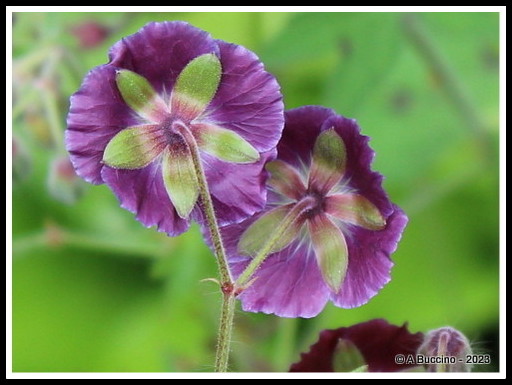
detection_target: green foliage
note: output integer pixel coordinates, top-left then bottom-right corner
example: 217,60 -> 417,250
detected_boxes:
11,11 -> 499,372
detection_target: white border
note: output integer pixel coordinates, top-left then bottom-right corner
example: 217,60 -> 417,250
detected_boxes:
6,6 -> 506,379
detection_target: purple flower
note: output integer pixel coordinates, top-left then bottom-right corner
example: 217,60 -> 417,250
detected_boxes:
290,319 -> 424,372
220,106 -> 408,317
66,21 -> 283,236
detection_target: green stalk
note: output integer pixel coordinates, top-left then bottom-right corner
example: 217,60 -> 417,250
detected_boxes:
176,124 -> 233,287
176,124 -> 235,372
214,293 -> 236,372
235,196 -> 315,290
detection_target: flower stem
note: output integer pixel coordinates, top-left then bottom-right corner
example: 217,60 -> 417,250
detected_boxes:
235,196 -> 315,289
215,292 -> 236,372
176,124 -> 235,372
178,125 -> 233,286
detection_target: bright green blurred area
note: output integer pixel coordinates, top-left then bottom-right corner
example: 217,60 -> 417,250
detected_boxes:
11,12 -> 500,372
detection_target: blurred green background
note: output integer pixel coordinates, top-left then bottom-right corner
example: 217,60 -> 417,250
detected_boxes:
11,12 -> 500,372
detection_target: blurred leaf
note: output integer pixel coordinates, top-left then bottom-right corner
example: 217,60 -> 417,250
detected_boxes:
260,12 -> 348,67
323,13 -> 401,115
12,225 -> 220,372
12,248 -> 160,371
349,47 -> 464,185
261,13 -> 402,112
421,13 -> 499,115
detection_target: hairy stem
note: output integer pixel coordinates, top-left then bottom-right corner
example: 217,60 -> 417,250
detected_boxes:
215,292 -> 236,372
235,196 -> 315,289
176,123 -> 235,372
177,124 -> 233,286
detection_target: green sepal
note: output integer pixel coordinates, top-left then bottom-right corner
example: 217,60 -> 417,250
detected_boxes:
238,204 -> 303,257
325,193 -> 386,230
172,53 -> 222,118
116,69 -> 168,122
309,213 -> 348,293
309,128 -> 347,193
194,123 -> 259,163
103,125 -> 165,169
266,160 -> 306,200
161,142 -> 199,218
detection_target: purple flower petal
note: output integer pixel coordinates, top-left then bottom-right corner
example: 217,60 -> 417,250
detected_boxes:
218,211 -> 329,318
66,65 -> 138,184
201,149 -> 276,226
225,207 -> 406,316
279,107 -> 392,217
325,113 -> 393,218
101,162 -> 190,236
108,21 -> 218,95
231,241 -> 331,318
332,206 -> 408,308
290,319 -> 424,372
203,41 -> 284,153
275,106 -> 335,169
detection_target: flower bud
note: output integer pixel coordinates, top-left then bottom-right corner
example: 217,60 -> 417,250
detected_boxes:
417,326 -> 472,372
